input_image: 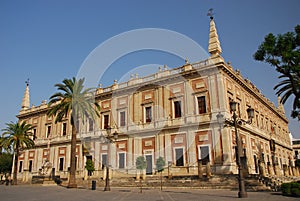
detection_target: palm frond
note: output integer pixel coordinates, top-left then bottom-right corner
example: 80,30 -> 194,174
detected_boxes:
47,77 -> 100,125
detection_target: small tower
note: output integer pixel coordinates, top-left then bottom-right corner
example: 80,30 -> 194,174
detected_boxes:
21,79 -> 30,110
207,9 -> 222,57
207,8 -> 224,64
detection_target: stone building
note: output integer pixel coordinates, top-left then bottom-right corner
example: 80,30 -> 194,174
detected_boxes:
15,17 -> 295,183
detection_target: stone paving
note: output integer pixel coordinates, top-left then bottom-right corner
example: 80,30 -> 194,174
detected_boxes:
0,185 -> 298,201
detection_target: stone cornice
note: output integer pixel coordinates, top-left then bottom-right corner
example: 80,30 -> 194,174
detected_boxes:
17,106 -> 48,120
17,58 -> 288,126
220,63 -> 288,123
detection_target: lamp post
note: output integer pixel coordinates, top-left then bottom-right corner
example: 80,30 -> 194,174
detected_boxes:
269,139 -> 276,175
104,126 -> 118,191
217,101 -> 254,198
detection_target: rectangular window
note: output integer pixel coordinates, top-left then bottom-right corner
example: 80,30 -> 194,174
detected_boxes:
199,146 -> 210,165
197,96 -> 206,114
62,123 -> 67,136
145,106 -> 152,123
254,155 -> 258,173
119,153 -> 125,169
261,153 -> 265,162
33,128 -> 37,140
175,148 -> 184,166
174,101 -> 182,118
120,111 -> 126,127
59,158 -> 64,171
102,154 -> 108,169
19,161 -> 23,172
28,160 -> 33,172
228,97 -> 233,111
88,118 -> 94,132
75,156 -> 77,170
46,125 -> 51,138
237,101 -> 241,117
103,115 -> 109,129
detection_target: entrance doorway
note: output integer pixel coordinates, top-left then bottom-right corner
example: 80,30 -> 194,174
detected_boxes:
254,155 -> 258,173
146,155 -> 153,175
175,148 -> 184,166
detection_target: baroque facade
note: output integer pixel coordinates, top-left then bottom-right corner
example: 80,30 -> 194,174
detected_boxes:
15,18 -> 296,183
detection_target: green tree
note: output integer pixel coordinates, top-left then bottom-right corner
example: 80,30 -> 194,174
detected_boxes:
85,159 -> 95,177
253,25 -> 300,119
47,77 -> 100,188
136,156 -> 147,193
0,152 -> 13,174
0,122 -> 35,184
295,159 -> 300,168
156,156 -> 165,191
136,156 -> 147,171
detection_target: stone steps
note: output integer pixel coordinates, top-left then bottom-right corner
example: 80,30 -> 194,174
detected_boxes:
32,175 -> 61,185
76,174 -> 273,191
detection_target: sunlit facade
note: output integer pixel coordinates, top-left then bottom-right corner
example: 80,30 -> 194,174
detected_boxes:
15,18 -> 296,183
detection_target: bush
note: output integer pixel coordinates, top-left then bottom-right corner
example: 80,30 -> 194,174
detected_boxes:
85,159 -> 95,177
295,159 -> 300,168
291,182 -> 300,197
0,153 -> 13,174
282,182 -> 300,197
281,183 -> 292,196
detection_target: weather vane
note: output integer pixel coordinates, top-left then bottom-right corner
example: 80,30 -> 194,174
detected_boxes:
25,78 -> 30,86
207,8 -> 214,19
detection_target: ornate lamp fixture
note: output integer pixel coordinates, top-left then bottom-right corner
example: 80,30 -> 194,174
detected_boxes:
103,125 -> 119,191
216,100 -> 254,198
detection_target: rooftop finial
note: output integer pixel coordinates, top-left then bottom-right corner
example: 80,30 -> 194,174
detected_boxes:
207,8 -> 214,19
21,79 -> 30,110
208,9 -> 222,56
25,78 -> 30,86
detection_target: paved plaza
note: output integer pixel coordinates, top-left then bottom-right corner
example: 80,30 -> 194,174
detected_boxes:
0,185 -> 298,201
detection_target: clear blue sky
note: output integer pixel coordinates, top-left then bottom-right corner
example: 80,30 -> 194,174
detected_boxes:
0,0 -> 299,138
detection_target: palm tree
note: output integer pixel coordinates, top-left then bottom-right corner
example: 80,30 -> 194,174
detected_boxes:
274,74 -> 300,119
47,77 -> 100,188
0,121 -> 35,185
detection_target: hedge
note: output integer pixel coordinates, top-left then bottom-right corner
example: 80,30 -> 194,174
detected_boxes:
281,182 -> 300,197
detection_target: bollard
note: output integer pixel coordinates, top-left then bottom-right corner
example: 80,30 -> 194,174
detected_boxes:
91,180 -> 96,190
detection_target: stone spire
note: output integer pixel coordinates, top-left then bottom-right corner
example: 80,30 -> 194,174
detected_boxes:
277,96 -> 285,114
21,79 -> 30,110
208,16 -> 222,56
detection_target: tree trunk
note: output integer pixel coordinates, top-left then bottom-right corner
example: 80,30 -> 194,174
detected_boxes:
68,125 -> 77,188
140,170 -> 142,193
13,149 -> 19,185
160,171 -> 163,191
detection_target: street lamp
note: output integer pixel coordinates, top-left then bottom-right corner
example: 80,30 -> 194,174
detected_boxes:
217,101 -> 254,198
104,126 -> 118,191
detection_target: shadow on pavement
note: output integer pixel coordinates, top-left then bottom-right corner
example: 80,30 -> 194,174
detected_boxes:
163,190 -> 236,198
